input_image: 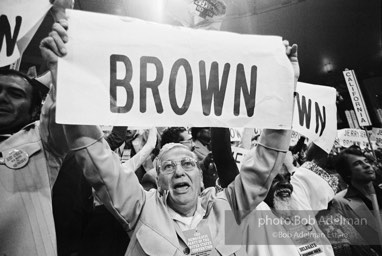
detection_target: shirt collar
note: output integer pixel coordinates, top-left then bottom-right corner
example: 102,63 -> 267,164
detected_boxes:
167,197 -> 206,230
0,122 -> 36,141
346,184 -> 368,200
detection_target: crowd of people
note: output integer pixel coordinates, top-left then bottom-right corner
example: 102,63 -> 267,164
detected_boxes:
1,9 -> 382,256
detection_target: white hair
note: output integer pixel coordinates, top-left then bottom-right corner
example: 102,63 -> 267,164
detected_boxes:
155,143 -> 198,174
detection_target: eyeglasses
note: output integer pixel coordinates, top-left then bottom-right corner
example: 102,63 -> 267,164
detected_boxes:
159,157 -> 198,175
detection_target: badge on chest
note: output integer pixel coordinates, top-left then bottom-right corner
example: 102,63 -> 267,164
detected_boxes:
183,225 -> 217,256
1,149 -> 29,169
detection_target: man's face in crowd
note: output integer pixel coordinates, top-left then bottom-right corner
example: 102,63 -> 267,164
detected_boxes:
157,146 -> 201,216
197,128 -> 211,146
264,165 -> 293,210
0,75 -> 33,134
347,154 -> 376,183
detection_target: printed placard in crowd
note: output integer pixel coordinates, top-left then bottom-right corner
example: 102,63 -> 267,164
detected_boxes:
343,69 -> 372,127
229,128 -> 242,143
372,127 -> 382,147
0,0 -> 51,67
292,82 -> 337,153
336,129 -> 375,149
57,9 -> 295,128
231,146 -> 248,170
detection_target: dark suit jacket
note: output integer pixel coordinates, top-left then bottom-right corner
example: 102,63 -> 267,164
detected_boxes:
332,185 -> 382,253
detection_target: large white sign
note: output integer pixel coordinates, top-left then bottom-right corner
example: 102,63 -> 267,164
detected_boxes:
292,82 -> 337,153
57,9 -> 295,128
343,69 -> 372,127
0,0 -> 51,67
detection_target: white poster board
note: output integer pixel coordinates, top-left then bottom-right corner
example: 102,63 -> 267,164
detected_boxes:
343,69 -> 372,127
292,82 -> 337,153
336,129 -> 374,149
57,9 -> 295,128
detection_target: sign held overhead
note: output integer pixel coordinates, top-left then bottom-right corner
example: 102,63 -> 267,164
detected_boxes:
57,10 -> 295,128
343,69 -> 372,127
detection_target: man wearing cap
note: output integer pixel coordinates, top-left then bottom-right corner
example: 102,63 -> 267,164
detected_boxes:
0,19 -> 103,256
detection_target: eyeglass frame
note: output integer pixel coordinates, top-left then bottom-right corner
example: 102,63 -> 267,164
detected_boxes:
158,157 -> 199,175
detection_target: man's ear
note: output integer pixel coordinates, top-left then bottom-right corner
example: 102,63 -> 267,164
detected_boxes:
156,175 -> 162,194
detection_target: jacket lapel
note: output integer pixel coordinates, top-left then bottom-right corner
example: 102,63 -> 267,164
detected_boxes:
346,195 -> 378,233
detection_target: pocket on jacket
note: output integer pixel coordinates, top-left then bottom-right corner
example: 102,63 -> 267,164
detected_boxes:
136,224 -> 178,256
216,244 -> 243,256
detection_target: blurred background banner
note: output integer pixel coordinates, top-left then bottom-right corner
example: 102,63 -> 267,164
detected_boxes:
336,128 -> 377,149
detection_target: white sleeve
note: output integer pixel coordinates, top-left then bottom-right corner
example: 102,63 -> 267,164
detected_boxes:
291,164 -> 337,211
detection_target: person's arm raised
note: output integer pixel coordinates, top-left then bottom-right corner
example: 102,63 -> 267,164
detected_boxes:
40,20 -> 147,229
225,41 -> 299,223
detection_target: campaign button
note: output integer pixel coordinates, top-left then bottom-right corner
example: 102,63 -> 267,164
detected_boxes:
4,149 -> 29,169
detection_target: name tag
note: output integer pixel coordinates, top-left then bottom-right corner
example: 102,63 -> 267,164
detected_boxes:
298,242 -> 323,256
183,225 -> 217,256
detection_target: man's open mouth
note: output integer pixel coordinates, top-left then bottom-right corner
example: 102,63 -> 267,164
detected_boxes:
173,182 -> 190,193
275,188 -> 292,198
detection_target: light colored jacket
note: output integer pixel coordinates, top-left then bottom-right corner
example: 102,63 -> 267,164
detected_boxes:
244,162 -> 336,256
80,129 -> 290,256
0,86 -> 103,256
